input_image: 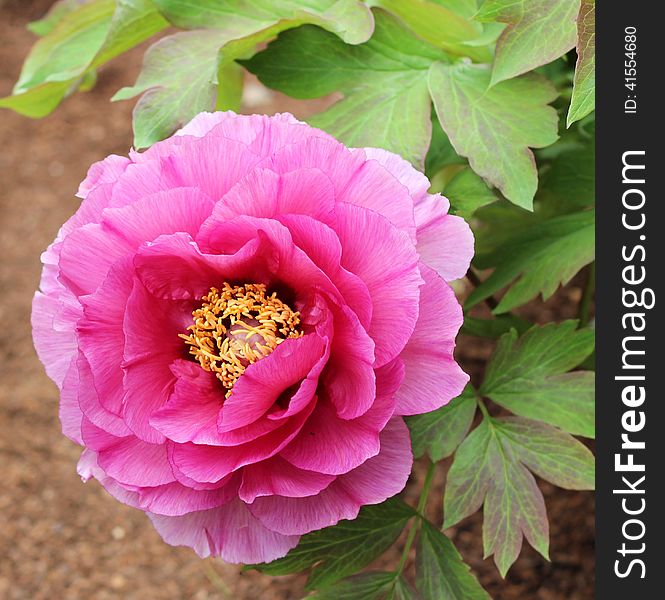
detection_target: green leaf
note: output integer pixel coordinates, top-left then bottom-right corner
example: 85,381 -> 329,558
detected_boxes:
429,62 -> 558,209
3,0 -> 167,117
368,0 -> 490,61
567,0 -> 595,126
310,572 -> 397,599
539,137 -> 594,210
153,0 -> 375,45
14,0 -> 116,93
475,0 -> 579,85
113,30 -> 225,148
245,10 -> 443,168
250,498 -> 415,590
480,322 -> 595,437
461,315 -> 531,339
0,81 -> 69,118
407,386 -> 477,462
444,167 -> 497,219
392,576 -> 421,600
425,115 -> 464,177
467,209 -> 595,312
116,0 -> 374,148
443,418 -> 549,576
92,0 -> 169,68
493,417 -> 595,490
416,521 -> 490,599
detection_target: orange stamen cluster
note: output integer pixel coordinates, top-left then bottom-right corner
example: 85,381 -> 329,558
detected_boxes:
180,283 -> 302,397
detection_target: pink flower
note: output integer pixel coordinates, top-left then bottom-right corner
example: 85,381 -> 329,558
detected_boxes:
32,112 -> 473,563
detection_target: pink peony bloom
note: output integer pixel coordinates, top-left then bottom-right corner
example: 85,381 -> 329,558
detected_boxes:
32,112 -> 473,563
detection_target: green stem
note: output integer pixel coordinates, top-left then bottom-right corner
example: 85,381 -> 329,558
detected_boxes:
578,262 -> 595,327
476,396 -> 490,419
396,461 -> 437,574
466,268 -> 499,311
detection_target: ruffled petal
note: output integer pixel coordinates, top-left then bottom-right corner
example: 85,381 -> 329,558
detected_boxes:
148,499 -> 299,563
394,264 -> 468,415
414,194 -> 474,282
332,203 -> 422,367
249,418 -> 412,535
77,154 -> 130,198
218,334 -> 326,431
239,456 -> 335,504
168,401 -> 315,484
122,279 -> 193,443
81,419 -> 175,487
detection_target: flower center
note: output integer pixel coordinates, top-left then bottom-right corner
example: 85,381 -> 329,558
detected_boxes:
180,283 -> 302,396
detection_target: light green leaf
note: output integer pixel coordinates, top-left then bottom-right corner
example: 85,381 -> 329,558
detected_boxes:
27,0 -> 89,36
153,0 -> 375,45
310,572 -> 397,599
368,0 -> 490,61
480,322 -> 595,437
444,167 -> 497,219
250,498 -> 414,590
3,0 -> 167,117
443,418 -> 549,576
493,417 -> 595,489
14,0 -> 116,93
0,81 -> 69,118
116,0 -> 375,147
407,386 -> 477,462
245,10 -> 444,167
467,209 -> 595,312
429,62 -> 558,209
113,30 -> 225,149
567,0 -> 595,126
416,521 -> 490,599
425,115 -> 464,177
475,0 -> 579,85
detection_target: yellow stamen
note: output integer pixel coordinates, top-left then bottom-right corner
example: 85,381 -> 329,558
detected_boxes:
180,283 -> 302,397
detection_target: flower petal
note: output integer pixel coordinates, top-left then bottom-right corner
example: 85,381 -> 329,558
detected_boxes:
148,498 -> 299,563
394,264 -> 468,415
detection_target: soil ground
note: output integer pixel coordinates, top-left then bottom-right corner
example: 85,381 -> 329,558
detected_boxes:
0,2 -> 594,598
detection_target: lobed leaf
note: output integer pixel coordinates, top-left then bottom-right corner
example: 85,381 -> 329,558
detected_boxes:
250,498 -> 415,590
429,62 -> 559,209
475,0 -> 579,85
407,386 -> 477,462
443,418 -> 549,576
480,322 -> 595,437
245,10 -> 444,168
567,0 -> 595,126
416,521 -> 490,599
466,209 -> 595,312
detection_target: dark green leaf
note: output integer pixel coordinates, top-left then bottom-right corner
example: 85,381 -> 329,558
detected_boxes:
444,167 -> 497,219
567,0 -> 595,125
429,62 -> 559,209
461,315 -> 532,339
251,498 -> 415,590
392,575 -> 421,599
310,572 -> 397,599
407,386 -> 477,462
443,418 -> 549,576
467,209 -> 595,312
425,114 -> 464,177
480,322 -> 595,437
475,0 -> 579,85
416,521 -> 490,599
245,10 -> 443,168
540,140 -> 595,210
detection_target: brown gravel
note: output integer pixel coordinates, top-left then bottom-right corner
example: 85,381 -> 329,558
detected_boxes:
0,3 -> 594,598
